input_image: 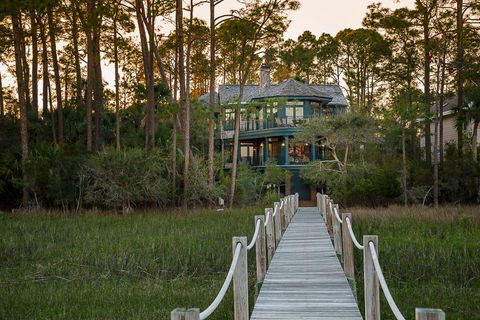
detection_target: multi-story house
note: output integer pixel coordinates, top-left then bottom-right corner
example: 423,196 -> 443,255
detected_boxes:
201,63 -> 349,202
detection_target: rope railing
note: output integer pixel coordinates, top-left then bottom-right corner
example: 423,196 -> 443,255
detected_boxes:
247,219 -> 261,250
171,193 -> 300,320
369,241 -> 406,320
199,242 -> 242,320
315,192 -> 445,320
346,216 -> 364,250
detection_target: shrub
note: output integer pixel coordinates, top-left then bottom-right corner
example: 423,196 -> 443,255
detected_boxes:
83,148 -> 169,210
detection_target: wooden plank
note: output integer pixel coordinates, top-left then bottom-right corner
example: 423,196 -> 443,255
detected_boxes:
251,207 -> 362,320
364,235 -> 380,320
255,215 -> 267,284
416,308 -> 446,320
342,213 -> 355,279
265,208 -> 275,264
274,202 -> 282,246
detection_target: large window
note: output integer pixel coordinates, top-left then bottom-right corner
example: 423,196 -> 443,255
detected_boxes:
288,143 -> 312,164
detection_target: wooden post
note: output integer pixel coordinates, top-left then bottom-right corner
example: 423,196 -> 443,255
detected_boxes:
255,215 -> 266,284
265,208 -> 275,263
279,200 -> 286,231
171,308 -> 186,320
274,202 -> 282,246
185,309 -> 200,320
416,308 -> 445,320
319,194 -> 326,218
333,204 -> 343,257
364,235 -> 380,320
232,236 -> 248,320
326,199 -> 333,237
342,213 -> 354,279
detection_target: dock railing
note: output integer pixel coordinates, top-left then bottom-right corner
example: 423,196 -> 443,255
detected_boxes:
316,193 -> 446,320
171,193 -> 299,320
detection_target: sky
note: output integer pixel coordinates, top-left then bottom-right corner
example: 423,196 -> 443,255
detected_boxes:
1,0 -> 416,95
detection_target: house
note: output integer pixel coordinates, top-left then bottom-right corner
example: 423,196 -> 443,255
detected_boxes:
420,95 -> 480,155
200,63 -> 349,202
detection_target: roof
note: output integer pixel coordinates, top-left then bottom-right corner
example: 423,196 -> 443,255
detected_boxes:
198,78 -> 348,107
254,78 -> 332,100
429,95 -> 459,115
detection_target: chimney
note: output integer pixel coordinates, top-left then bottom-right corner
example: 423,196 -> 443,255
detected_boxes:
259,62 -> 271,93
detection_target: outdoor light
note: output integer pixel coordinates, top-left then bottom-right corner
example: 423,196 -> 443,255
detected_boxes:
260,143 -> 264,147
281,142 -> 285,147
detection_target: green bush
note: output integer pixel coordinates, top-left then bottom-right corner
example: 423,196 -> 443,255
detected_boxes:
83,148 -> 169,210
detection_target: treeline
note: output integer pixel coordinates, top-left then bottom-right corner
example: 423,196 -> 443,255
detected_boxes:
0,0 -> 479,210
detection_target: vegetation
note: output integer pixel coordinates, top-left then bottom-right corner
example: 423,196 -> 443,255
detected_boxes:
0,208 -> 261,319
351,206 -> 480,319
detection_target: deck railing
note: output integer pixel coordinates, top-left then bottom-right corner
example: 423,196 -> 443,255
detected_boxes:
316,193 -> 446,320
171,193 -> 299,320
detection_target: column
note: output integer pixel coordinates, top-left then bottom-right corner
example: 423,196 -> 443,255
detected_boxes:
312,141 -> 316,161
284,136 -> 289,165
264,138 -> 269,162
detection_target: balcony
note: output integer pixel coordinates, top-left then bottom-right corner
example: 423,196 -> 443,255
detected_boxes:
223,116 -> 311,132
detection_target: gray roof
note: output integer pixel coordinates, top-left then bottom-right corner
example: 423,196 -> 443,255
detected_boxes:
254,78 -> 332,100
198,78 -> 348,107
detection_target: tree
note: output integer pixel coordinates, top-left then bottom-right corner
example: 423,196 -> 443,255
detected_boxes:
219,0 -> 299,208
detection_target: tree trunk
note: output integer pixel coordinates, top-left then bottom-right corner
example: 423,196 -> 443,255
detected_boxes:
433,57 -> 441,207
47,6 -> 64,144
423,25 -> 432,164
71,2 -> 82,102
439,49 -> 446,164
207,0 -> 216,192
176,0 -> 188,207
473,121 -> 479,162
47,77 -> 57,144
30,10 -> 38,117
456,0 -> 465,155
114,18 -> 120,150
20,21 -> 30,111
0,71 -> 4,117
147,2 -> 155,149
229,86 -> 244,208
39,19 -> 50,116
12,12 -> 29,205
93,20 -> 104,152
402,128 -> 408,207
86,0 -> 94,152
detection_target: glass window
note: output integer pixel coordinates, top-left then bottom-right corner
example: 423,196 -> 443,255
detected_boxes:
296,107 -> 304,119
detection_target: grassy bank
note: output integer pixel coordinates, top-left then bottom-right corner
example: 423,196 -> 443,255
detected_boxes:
351,206 -> 480,320
0,208 -> 261,319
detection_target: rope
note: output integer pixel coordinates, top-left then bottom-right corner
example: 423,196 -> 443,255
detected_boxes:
264,211 -> 271,227
272,204 -> 278,217
199,242 -> 242,320
247,219 -> 261,250
368,242 -> 406,320
333,206 -> 343,224
346,217 -> 364,250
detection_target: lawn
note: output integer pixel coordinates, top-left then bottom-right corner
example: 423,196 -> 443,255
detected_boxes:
1,206 -> 479,320
351,206 -> 480,320
0,208 -> 261,319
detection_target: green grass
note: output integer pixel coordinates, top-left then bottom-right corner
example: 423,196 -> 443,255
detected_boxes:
351,206 -> 480,320
0,208 -> 261,319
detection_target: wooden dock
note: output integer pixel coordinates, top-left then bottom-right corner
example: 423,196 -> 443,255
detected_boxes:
251,207 -> 362,320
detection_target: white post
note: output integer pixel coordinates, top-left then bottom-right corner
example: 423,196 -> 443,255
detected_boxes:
364,235 -> 380,320
255,215 -> 266,284
280,199 -> 286,231
333,204 -> 343,257
185,309 -> 200,320
171,308 -> 186,320
274,202 -> 282,245
416,308 -> 445,320
326,199 -> 333,237
232,237 -> 248,320
265,208 -> 275,263
342,213 -> 354,279
319,194 -> 326,218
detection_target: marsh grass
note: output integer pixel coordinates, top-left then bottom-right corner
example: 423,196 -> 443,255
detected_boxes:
350,205 -> 480,320
0,208 -> 261,319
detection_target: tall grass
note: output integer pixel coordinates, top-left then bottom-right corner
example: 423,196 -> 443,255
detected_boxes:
0,208 -> 261,319
350,205 -> 480,320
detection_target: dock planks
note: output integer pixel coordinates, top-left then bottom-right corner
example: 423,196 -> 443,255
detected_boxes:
251,207 -> 362,320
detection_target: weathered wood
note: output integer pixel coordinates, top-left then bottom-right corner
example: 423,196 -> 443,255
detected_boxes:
364,235 -> 380,320
185,308 -> 200,320
251,207 -> 362,320
232,236 -> 248,320
416,308 -> 445,320
265,208 -> 275,264
274,202 -> 282,246
171,308 -> 186,320
342,213 -> 355,279
280,200 -> 286,232
326,199 -> 333,237
333,204 -> 343,256
255,215 -> 267,284
319,194 -> 326,219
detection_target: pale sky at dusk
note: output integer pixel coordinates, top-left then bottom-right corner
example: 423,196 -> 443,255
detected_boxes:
1,0 -> 417,92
